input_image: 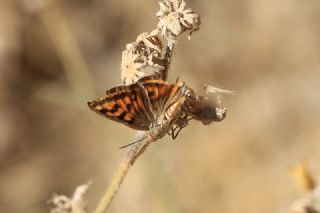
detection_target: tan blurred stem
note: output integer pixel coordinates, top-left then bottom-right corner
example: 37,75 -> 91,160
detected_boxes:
37,0 -> 95,98
94,132 -> 152,213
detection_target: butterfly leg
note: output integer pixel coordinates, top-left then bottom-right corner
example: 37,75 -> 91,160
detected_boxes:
170,116 -> 193,140
175,76 -> 180,84
170,125 -> 186,140
167,126 -> 174,137
170,126 -> 179,140
172,127 -> 183,140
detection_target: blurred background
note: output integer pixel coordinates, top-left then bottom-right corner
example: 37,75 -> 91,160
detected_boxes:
1,0 -> 320,212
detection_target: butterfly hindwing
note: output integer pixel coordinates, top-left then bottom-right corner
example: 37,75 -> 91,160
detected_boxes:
143,80 -> 184,115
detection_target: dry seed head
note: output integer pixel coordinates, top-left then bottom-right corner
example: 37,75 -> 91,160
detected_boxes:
121,44 -> 147,85
49,194 -> 72,213
48,182 -> 91,213
121,30 -> 163,85
136,29 -> 162,53
156,0 -> 200,42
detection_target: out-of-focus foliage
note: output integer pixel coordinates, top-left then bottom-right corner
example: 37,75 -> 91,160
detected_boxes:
1,0 -> 320,213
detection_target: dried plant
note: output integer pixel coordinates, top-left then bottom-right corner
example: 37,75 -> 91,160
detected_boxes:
49,0 -> 230,212
157,0 -> 200,42
48,182 -> 91,213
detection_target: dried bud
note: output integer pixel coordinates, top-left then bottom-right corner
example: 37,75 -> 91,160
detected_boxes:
136,29 -> 162,53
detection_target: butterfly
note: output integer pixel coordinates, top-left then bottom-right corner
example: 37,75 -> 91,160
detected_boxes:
88,75 -> 190,139
88,75 -> 227,141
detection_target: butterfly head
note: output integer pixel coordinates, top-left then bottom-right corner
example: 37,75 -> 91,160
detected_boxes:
187,96 -> 226,125
198,96 -> 226,124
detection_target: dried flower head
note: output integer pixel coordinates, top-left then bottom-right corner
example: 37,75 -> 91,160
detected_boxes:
121,30 -> 163,85
49,195 -> 72,213
121,44 -> 147,85
156,0 -> 200,42
48,182 -> 91,213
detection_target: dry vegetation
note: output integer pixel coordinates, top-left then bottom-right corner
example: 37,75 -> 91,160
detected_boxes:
1,0 -> 320,213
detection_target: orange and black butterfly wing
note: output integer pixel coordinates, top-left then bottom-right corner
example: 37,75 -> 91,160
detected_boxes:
139,76 -> 184,115
139,77 -> 188,132
88,84 -> 154,130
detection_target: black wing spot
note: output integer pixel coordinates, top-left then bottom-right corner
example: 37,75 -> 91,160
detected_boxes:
148,90 -> 155,98
100,108 -> 108,114
118,111 -> 127,121
126,104 -> 133,112
109,103 -> 120,113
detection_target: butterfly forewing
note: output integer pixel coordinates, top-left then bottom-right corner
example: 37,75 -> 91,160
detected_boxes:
88,84 -> 153,130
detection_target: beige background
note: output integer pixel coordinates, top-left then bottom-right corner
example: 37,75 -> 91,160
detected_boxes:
1,0 -> 320,212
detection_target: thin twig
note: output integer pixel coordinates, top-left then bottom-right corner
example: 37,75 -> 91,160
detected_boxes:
94,131 -> 153,213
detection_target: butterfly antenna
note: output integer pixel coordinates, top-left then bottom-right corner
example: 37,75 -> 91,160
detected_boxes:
175,75 -> 180,83
119,135 -> 148,149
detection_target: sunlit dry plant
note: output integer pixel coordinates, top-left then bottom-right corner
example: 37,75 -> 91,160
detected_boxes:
48,182 -> 91,213
121,29 -> 163,85
121,0 -> 201,84
157,0 -> 200,43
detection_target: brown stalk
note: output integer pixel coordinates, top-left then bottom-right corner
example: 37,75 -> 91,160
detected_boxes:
94,132 -> 153,213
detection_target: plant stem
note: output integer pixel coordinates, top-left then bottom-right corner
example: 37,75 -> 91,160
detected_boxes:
94,131 -> 152,213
